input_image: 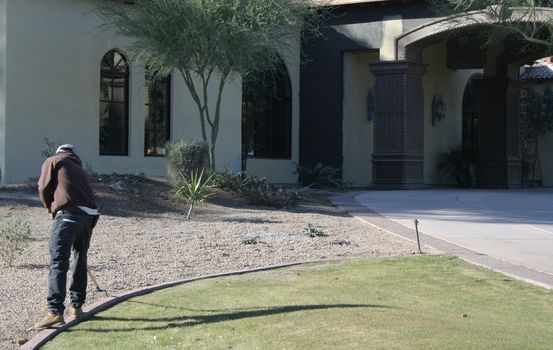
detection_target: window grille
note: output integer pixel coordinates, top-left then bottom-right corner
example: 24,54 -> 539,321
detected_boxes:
242,59 -> 292,160
145,73 -> 171,156
100,50 -> 129,156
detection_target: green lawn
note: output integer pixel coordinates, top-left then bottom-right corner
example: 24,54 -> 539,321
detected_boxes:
42,256 -> 553,349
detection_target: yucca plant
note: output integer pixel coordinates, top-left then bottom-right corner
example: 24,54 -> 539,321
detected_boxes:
175,169 -> 216,220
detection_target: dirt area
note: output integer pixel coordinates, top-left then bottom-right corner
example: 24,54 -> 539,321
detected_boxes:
0,177 -> 417,349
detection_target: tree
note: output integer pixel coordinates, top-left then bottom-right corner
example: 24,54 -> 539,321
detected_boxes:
99,0 -> 324,169
430,1 -> 553,54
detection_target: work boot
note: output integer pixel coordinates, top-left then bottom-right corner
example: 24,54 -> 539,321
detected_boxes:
66,305 -> 83,319
34,312 -> 65,331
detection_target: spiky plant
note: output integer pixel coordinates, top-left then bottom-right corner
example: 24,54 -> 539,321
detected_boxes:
175,169 -> 216,220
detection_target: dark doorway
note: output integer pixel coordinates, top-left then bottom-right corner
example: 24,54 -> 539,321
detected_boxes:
461,73 -> 483,186
462,73 -> 483,157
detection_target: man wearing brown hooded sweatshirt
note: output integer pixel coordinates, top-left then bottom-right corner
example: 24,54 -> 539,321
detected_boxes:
35,144 -> 99,330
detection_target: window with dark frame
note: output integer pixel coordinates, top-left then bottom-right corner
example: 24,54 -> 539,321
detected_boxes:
99,50 -> 129,156
144,73 -> 171,156
242,59 -> 292,159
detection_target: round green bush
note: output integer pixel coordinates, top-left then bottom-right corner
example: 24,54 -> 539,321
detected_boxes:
166,139 -> 210,184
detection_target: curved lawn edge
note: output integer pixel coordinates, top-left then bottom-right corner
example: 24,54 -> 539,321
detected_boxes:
331,192 -> 553,290
21,258 -> 364,350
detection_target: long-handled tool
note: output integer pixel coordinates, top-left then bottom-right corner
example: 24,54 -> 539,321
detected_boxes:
26,268 -> 107,332
87,267 -> 109,297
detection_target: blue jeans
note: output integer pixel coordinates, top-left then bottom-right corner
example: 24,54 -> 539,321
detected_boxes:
47,211 -> 94,314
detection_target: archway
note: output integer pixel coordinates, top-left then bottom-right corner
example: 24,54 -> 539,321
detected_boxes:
370,7 -> 550,188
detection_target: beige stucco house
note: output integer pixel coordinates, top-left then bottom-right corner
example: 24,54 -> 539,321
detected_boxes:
0,0 -> 552,187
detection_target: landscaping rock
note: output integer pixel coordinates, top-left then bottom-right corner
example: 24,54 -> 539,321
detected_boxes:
0,177 -> 417,349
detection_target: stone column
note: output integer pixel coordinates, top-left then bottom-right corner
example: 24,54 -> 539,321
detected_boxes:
476,79 -> 522,188
369,61 -> 426,186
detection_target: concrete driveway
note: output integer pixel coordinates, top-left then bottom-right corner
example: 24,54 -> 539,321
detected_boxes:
355,189 -> 553,277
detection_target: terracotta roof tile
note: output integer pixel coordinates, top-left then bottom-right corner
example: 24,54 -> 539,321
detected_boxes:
521,63 -> 553,81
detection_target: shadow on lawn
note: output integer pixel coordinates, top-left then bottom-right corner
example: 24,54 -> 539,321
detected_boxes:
68,303 -> 395,333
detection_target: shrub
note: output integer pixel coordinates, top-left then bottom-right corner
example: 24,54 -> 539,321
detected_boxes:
214,171 -> 300,208
41,136 -> 60,159
175,169 -> 216,220
166,139 -> 210,184
0,218 -> 31,267
438,146 -> 477,188
295,162 -> 342,188
211,171 -> 244,193
301,224 -> 327,237
237,176 -> 300,208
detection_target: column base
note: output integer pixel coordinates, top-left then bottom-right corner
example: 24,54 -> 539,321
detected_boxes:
372,154 -> 424,185
477,158 -> 522,188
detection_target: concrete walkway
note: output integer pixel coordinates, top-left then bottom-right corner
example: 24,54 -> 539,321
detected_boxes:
332,189 -> 553,289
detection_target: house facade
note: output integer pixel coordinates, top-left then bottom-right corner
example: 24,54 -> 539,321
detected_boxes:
0,0 -> 552,187
0,0 -> 247,183
299,0 -> 553,187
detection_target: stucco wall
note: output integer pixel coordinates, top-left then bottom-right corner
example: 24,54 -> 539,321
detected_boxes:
0,0 -> 6,183
2,0 -> 241,184
421,41 -> 481,184
245,42 -> 301,184
342,51 -> 378,187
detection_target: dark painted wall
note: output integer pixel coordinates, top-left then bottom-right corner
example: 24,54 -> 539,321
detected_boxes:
299,1 -> 436,171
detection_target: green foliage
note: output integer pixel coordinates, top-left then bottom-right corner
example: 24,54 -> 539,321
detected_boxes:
430,0 -> 553,54
211,171 -> 245,193
175,169 -> 216,220
0,218 -> 31,267
99,0 -> 325,168
295,162 -> 342,189
214,171 -> 300,208
438,145 -> 478,188
527,85 -> 553,138
239,177 -> 300,208
166,139 -> 210,185
301,223 -> 327,237
524,85 -> 553,184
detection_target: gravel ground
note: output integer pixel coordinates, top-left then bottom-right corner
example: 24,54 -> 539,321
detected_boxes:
0,177 -> 417,349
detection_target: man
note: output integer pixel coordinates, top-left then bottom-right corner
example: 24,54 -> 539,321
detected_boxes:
35,144 -> 99,330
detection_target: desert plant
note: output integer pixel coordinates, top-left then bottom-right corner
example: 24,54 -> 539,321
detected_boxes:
166,139 -> 210,184
301,223 -> 327,237
238,176 -> 300,208
175,169 -> 216,220
0,218 -> 31,267
438,145 -> 477,188
213,171 -> 300,208
211,171 -> 245,192
430,1 -> 553,55
296,162 -> 342,188
99,0 -> 325,168
41,136 -> 60,159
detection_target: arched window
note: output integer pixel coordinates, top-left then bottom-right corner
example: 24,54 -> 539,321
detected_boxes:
242,59 -> 292,159
100,50 -> 129,156
144,72 -> 171,156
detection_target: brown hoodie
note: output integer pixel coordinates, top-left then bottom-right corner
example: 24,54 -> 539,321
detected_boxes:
38,151 -> 97,215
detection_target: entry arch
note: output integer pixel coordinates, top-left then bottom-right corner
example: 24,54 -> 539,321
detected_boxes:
395,7 -> 553,61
